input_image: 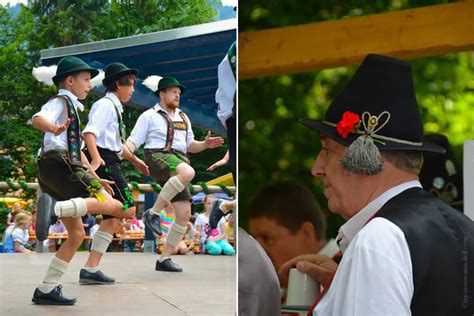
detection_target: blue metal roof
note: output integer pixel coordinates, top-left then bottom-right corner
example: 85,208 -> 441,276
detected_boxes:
40,19 -> 236,135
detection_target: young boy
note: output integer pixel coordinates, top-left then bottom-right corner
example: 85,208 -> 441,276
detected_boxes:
81,62 -> 149,284
126,76 -> 224,272
31,56 -> 134,305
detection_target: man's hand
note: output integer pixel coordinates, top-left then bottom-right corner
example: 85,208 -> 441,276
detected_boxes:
53,119 -> 70,136
279,254 -> 338,287
132,157 -> 150,176
99,178 -> 115,196
204,131 -> 224,149
90,157 -> 106,171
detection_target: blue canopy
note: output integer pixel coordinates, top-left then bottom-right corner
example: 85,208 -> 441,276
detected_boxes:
40,19 -> 236,135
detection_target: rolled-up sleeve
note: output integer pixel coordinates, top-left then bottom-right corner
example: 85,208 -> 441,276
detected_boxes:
32,99 -> 63,123
128,113 -> 149,148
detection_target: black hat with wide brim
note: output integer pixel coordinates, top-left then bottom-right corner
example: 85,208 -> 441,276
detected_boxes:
300,54 -> 444,153
52,56 -> 99,85
102,62 -> 138,86
155,77 -> 186,96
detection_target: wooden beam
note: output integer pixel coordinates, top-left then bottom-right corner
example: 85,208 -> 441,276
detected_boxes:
239,1 -> 474,79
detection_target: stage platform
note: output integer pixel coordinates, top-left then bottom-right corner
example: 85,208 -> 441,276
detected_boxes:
0,252 -> 236,315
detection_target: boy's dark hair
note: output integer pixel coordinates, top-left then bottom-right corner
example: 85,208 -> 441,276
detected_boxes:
248,181 -> 326,240
56,71 -> 87,87
104,74 -> 136,92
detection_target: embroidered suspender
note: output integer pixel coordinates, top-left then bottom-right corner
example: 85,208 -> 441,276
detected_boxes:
155,109 -> 189,152
49,95 -> 82,165
104,97 -> 126,144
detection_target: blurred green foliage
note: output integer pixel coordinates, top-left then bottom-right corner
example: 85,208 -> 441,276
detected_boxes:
239,1 -> 474,238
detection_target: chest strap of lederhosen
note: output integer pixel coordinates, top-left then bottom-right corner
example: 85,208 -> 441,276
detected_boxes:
103,97 -> 126,153
47,95 -> 82,165
155,109 -> 189,152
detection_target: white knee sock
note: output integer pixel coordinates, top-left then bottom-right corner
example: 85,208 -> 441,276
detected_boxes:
165,222 -> 187,248
37,256 -> 68,293
90,230 -> 113,255
54,197 -> 87,218
159,176 -> 186,202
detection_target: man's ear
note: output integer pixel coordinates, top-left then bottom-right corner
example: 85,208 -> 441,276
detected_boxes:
300,221 -> 317,241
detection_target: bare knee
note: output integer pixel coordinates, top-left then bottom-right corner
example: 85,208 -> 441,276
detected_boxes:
69,227 -> 85,245
176,164 -> 195,184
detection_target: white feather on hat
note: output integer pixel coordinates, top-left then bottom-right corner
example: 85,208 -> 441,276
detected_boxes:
32,66 -> 105,88
142,75 -> 163,92
90,69 -> 105,88
32,65 -> 57,86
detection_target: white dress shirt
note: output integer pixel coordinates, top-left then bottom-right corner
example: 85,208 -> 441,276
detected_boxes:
127,103 -> 194,153
83,92 -> 123,153
32,89 -> 84,153
215,53 -> 235,129
314,181 -> 421,316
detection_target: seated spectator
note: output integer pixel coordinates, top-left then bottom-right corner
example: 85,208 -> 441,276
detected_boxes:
45,219 -> 67,252
3,213 -> 33,253
195,195 -> 235,255
223,213 -> 235,244
28,208 -> 37,240
6,202 -> 23,226
248,181 -> 339,272
89,215 -> 103,238
176,222 -> 195,255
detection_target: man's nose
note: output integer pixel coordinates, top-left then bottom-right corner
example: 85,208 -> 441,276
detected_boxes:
311,153 -> 325,177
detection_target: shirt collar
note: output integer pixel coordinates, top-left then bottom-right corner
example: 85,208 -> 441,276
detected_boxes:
105,92 -> 123,113
337,180 -> 422,253
58,89 -> 84,112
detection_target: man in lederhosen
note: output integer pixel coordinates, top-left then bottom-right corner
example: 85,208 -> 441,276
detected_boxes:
125,77 -> 224,272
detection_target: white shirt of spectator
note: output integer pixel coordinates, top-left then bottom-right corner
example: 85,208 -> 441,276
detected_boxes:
215,52 -> 235,129
314,181 -> 419,316
32,89 -> 85,153
194,213 -> 225,245
89,223 -> 100,238
83,92 -> 123,153
6,226 -> 29,248
127,103 -> 194,154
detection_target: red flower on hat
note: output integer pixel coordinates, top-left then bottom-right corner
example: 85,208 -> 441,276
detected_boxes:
336,111 -> 361,138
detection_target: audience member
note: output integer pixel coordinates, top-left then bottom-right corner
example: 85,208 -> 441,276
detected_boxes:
3,213 -> 33,253
248,181 -> 339,273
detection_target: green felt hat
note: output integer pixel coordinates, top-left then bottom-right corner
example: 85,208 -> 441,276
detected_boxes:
155,77 -> 186,96
102,62 -> 138,86
52,56 -> 99,85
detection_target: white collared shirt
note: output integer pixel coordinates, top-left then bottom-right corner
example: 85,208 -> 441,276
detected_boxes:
314,181 -> 420,316
127,103 -> 194,153
83,92 -> 123,152
215,53 -> 235,128
33,89 -> 84,153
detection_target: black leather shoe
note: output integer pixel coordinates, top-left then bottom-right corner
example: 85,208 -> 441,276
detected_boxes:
32,285 -> 76,305
209,199 -> 225,229
36,193 -> 57,241
144,209 -> 162,236
155,258 -> 183,272
79,268 -> 115,284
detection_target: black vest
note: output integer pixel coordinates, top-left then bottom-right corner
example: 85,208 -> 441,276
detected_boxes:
376,188 -> 474,315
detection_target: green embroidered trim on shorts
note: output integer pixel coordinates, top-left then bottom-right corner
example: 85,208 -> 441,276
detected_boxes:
122,187 -> 134,210
152,152 -> 185,172
87,180 -> 105,201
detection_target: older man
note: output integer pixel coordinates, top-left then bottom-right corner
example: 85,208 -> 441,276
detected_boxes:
280,54 -> 474,315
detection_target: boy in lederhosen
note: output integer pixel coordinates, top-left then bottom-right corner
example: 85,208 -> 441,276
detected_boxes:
81,62 -> 149,284
31,56 -> 135,305
125,77 -> 224,272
